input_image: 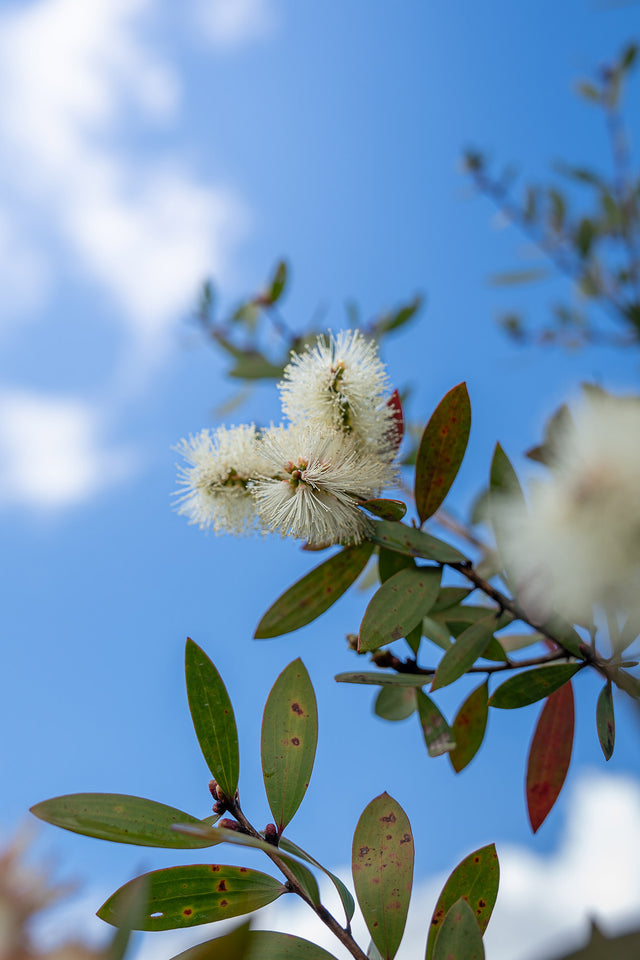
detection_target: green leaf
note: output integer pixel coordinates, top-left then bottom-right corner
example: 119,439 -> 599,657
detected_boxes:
543,615 -> 584,657
30,794 -> 216,849
168,822 -> 316,868
375,685 -> 417,721
228,354 -> 284,380
105,876 -> 150,960
358,567 -> 442,652
285,857 -> 321,906
449,682 -> 489,773
261,659 -> 318,832
433,898 -> 484,960
526,682 -> 575,832
378,548 -> 415,584
596,682 -> 615,761
421,615 -> 453,652
166,919 -> 253,960
185,639 -> 240,802
431,618 -> 496,692
267,260 -> 288,304
489,268 -> 549,286
375,294 -> 423,335
360,499 -> 407,522
335,672 -> 430,687
417,690 -> 455,757
352,793 -> 414,960
489,663 -> 581,709
415,383 -> 471,524
255,544 -> 374,638
98,865 -> 287,931
368,520 -> 467,564
489,445 -> 525,575
550,920 -> 640,959
278,837 -> 355,924
431,588 -> 472,613
425,844 -> 499,960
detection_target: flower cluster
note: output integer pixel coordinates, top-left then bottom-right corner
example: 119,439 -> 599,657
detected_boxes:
496,391 -> 640,632
175,331 -> 398,545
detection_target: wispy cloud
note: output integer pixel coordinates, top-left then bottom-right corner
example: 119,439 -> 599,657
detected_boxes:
0,0 -> 246,352
0,391 -> 134,509
192,0 -> 277,49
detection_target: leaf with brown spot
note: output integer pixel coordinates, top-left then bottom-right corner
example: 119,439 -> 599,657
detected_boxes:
98,865 -> 286,931
261,659 -> 318,832
433,898 -> 484,960
358,567 -> 442,653
596,682 -> 615,761
255,544 -> 374,638
417,690 -> 455,757
448,682 -> 489,773
352,793 -> 414,960
185,639 -> 239,802
425,844 -> 499,960
526,681 -> 574,833
415,383 -> 471,524
171,928 -> 342,960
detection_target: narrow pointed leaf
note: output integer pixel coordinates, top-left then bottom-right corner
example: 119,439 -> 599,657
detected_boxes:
369,521 -> 467,564
335,672 -> 430,687
359,567 -> 442,652
542,615 -> 584,657
449,682 -> 489,773
425,844 -> 499,960
352,793 -> 414,960
285,858 -> 321,906
596,682 -> 615,761
417,690 -> 455,756
489,664 -> 581,709
30,794 -> 216,849
261,659 -> 318,832
185,639 -> 239,801
415,383 -> 471,523
433,898 -> 484,960
431,617 -> 496,691
375,685 -> 417,721
361,499 -> 407,521
526,682 -> 575,832
255,544 -> 374,638
98,865 -> 287,931
279,837 -> 355,924
489,443 -> 525,579
169,823 -> 316,869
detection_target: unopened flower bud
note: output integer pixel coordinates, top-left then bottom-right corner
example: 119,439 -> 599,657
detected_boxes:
219,818 -> 239,831
208,779 -> 218,799
212,801 -> 226,815
264,823 -> 278,843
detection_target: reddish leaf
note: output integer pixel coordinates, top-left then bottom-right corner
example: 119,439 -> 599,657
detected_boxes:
415,383 -> 471,524
526,681 -> 575,833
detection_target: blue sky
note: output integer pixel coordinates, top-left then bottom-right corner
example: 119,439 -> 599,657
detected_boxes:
2,1 -> 640,958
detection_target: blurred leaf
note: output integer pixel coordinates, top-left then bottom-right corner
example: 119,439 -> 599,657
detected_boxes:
596,682 -> 615,761
352,793 -> 414,960
422,615 -> 453,651
98,865 -> 287,931
30,794 -> 217,849
279,836 -> 355,924
169,823 -> 316,866
405,620 -> 422,657
526,404 -> 573,466
358,567 -> 442,652
575,218 -> 596,258
378,548 -> 415,583
166,919 -> 252,960
575,81 -> 601,103
489,664 -> 581,709
426,844 -> 499,960
431,587 -> 472,613
431,617 -> 497,692
449,682 -> 489,773
498,632 -> 544,653
261,659 -> 318,832
266,260 -> 288,304
415,383 -> 471,524
228,354 -> 284,380
550,920 -> 640,959
621,42 -> 638,71
375,685 -> 417,721
185,639 -> 240,802
375,294 -> 423,335
369,520 -> 467,563
361,499 -> 407,522
542,615 -> 584,658
489,268 -> 549,286
526,682 -> 575,832
255,543 -> 374,638
548,189 -> 566,231
417,690 -> 455,756
433,898 -> 484,960
336,672 -> 430,687
490,443 -> 525,579
105,876 -> 150,960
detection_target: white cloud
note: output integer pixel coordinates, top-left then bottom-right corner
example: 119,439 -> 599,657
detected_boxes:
0,0 -> 246,351
193,0 -> 276,49
32,773 -> 640,960
0,390 -> 134,508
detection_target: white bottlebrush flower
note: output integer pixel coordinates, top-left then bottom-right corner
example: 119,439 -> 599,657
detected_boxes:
497,393 -> 640,629
279,330 -> 396,455
174,424 -> 270,535
253,423 -> 395,545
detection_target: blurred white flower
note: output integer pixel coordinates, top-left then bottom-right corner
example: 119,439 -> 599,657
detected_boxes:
279,330 -> 395,456
253,424 -> 395,545
174,424 -> 270,535
498,393 -> 640,630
